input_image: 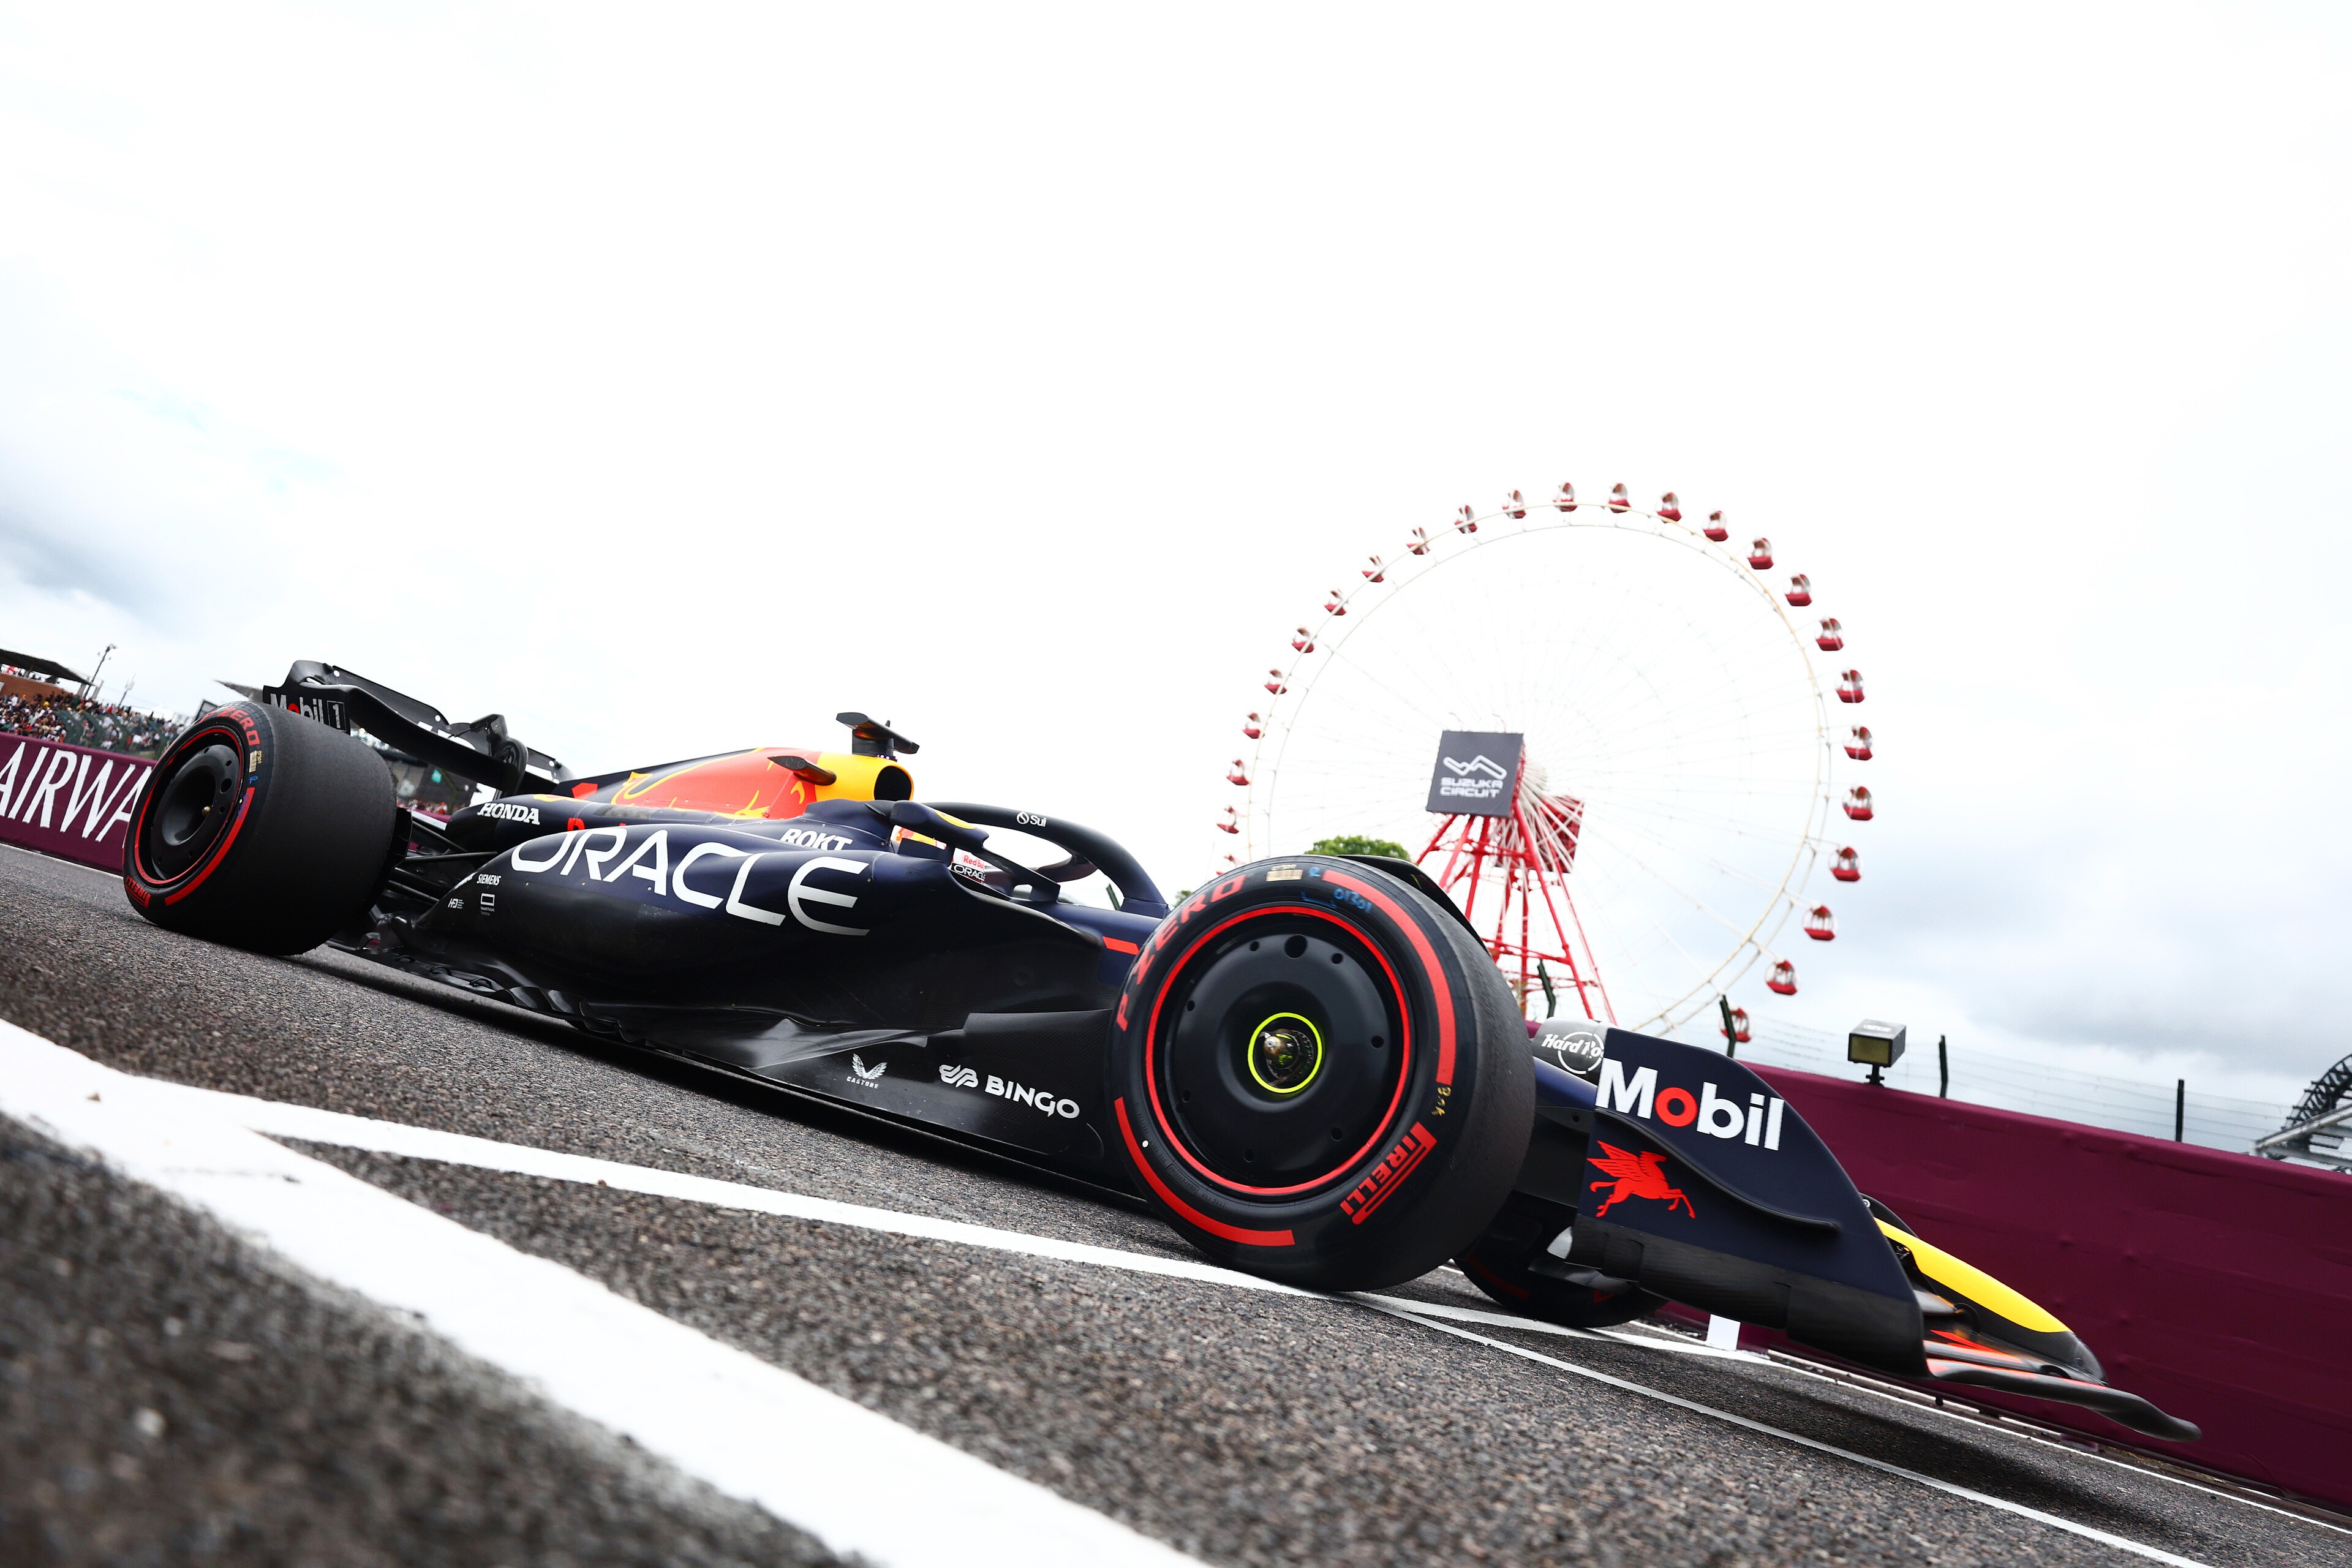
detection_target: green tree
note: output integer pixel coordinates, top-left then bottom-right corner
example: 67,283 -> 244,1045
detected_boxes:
1310,834 -> 1409,860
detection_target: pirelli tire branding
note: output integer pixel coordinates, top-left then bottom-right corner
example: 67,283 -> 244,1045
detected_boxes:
1105,853 -> 1532,1291
1339,1123 -> 1438,1224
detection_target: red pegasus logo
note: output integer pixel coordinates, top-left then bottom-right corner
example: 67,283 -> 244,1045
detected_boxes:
1588,1142 -> 1695,1219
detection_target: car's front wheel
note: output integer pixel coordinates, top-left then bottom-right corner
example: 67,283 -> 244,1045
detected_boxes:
1107,855 -> 1532,1292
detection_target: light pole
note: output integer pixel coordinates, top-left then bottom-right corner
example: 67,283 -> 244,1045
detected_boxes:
81,644 -> 116,709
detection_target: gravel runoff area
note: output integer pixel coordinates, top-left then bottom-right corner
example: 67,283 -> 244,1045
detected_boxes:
5,842 -> 2350,1568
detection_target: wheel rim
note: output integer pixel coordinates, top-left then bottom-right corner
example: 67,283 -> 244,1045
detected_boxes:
1245,1012 -> 1324,1095
1152,911 -> 1409,1195
140,733 -> 243,881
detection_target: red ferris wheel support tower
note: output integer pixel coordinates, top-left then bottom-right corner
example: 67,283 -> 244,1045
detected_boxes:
1415,742 -> 1614,1024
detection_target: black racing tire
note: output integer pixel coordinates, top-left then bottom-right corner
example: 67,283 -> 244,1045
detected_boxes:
122,701 -> 396,956
1455,1194 -> 1667,1329
1107,854 -> 1533,1291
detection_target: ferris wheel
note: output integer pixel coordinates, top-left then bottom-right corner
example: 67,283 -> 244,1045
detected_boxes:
1215,482 -> 1872,1039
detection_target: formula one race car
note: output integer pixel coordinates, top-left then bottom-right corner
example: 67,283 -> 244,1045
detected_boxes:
121,665 -> 2198,1444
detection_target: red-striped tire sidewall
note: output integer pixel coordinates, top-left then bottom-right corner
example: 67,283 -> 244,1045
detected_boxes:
121,700 -> 396,955
123,707 -> 268,902
1107,855 -> 1533,1291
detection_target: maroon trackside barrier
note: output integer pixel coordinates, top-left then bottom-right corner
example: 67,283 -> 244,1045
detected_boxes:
0,736 -> 150,874
1749,1063 -> 2352,1510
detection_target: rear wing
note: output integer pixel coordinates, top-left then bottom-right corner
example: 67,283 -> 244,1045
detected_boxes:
262,662 -> 567,796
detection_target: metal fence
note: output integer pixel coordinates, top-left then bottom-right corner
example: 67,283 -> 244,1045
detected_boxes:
1710,1017 -> 2291,1155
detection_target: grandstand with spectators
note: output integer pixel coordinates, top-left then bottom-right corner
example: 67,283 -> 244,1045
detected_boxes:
1,648 -> 180,758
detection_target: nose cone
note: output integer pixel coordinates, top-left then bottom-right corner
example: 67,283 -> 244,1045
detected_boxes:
1883,1220 -> 2103,1381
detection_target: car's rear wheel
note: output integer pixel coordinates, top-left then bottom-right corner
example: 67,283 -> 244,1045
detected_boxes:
1108,856 -> 1532,1291
123,700 -> 396,954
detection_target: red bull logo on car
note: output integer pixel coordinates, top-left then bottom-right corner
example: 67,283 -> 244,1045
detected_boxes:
1596,1058 -> 1788,1150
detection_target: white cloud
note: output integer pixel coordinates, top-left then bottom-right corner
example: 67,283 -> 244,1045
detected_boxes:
2,2 -> 2346,1107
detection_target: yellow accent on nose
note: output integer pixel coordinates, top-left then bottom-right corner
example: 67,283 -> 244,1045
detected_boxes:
1877,1219 -> 2067,1333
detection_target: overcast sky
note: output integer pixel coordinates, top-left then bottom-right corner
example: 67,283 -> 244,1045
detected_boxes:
2,4 -> 2345,1109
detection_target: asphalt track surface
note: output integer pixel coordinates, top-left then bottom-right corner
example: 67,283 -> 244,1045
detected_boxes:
4,843 -> 2348,1568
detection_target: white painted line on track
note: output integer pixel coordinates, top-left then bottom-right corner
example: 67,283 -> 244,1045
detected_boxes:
124,1061 -> 2302,1552
1362,1303 -> 2220,1568
162,1079 -> 1833,1357
10,1032 -> 2304,1563
0,1023 -> 1197,1568
165,1074 -> 1319,1299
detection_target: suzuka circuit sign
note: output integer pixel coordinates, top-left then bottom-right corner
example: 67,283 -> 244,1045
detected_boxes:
0,737 -> 151,873
1424,730 -> 1523,817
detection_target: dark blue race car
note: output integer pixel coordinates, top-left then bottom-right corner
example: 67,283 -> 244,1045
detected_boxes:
120,663 -> 2196,1444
